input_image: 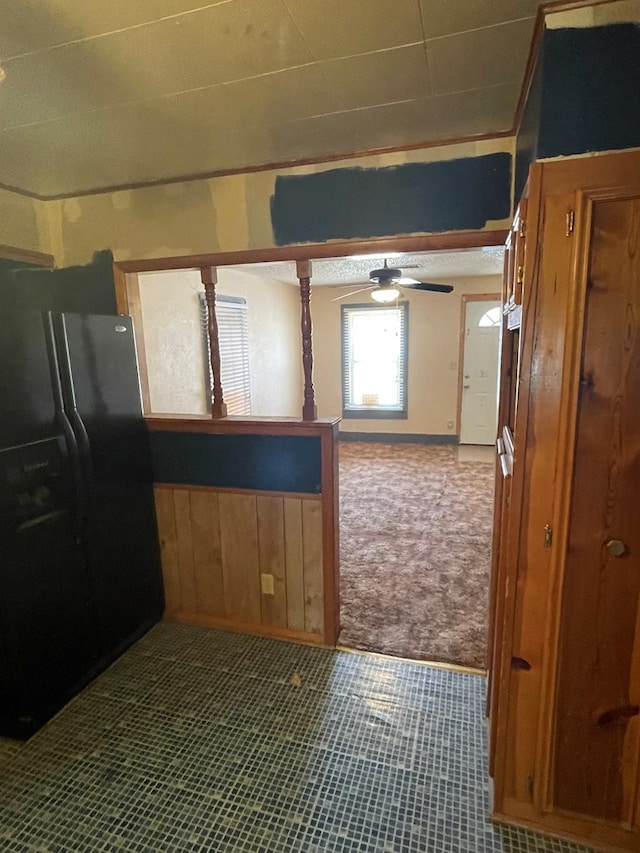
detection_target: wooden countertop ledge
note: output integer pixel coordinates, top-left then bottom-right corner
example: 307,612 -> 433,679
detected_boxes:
145,414 -> 341,437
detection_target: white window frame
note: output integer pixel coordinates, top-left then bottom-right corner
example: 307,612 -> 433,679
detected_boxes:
200,293 -> 251,416
341,301 -> 409,420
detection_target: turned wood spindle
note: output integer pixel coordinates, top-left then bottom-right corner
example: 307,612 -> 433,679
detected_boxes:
296,259 -> 317,421
200,266 -> 228,419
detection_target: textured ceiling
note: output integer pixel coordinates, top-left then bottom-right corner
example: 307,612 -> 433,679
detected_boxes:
230,246 -> 505,286
0,0 -> 541,197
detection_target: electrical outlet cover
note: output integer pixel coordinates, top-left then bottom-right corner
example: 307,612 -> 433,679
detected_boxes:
261,573 -> 275,595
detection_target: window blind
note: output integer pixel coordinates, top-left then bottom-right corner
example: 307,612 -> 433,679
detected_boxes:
200,293 -> 251,416
341,302 -> 408,419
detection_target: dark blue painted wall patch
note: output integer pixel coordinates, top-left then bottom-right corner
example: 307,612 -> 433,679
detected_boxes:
150,431 -> 322,494
514,47 -> 544,203
539,23 -> 640,158
270,152 -> 511,245
0,250 -> 116,315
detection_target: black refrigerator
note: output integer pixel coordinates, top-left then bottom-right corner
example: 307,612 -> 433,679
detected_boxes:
0,309 -> 164,737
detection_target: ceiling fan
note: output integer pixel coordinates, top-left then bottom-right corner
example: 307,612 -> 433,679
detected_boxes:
332,259 -> 454,303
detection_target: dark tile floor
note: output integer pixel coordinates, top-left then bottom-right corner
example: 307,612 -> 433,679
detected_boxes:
0,623 -> 597,852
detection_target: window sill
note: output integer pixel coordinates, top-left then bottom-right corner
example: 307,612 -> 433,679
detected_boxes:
342,409 -> 408,420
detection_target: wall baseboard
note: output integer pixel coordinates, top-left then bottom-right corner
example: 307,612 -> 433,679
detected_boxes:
338,432 -> 459,445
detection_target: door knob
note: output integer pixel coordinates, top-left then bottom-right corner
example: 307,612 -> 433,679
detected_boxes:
605,539 -> 627,557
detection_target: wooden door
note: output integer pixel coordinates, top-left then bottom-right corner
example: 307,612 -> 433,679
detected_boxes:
550,192 -> 640,826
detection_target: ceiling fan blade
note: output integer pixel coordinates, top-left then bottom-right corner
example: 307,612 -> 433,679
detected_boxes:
330,285 -> 375,302
402,282 -> 454,293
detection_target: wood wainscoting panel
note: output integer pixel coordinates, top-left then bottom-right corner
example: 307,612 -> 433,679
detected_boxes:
190,491 -> 225,619
257,496 -> 287,628
218,493 -> 261,624
284,498 -> 305,632
302,500 -> 324,635
154,485 -> 326,644
173,489 -> 198,614
153,487 -> 181,617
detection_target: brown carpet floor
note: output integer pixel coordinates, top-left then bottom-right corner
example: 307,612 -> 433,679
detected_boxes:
338,441 -> 495,669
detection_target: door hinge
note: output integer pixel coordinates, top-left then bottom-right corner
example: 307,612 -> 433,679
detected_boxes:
565,210 -> 575,236
516,265 -> 524,285
544,524 -> 553,548
527,775 -> 534,798
519,219 -> 526,238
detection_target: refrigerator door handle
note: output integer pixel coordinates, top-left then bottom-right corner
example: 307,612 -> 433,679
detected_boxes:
56,314 -> 95,512
43,312 -> 85,537
68,407 -> 94,511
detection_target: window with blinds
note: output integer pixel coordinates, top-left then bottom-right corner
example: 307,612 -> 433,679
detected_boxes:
200,293 -> 251,415
341,302 -> 408,419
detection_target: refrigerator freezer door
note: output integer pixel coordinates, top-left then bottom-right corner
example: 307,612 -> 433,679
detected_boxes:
0,311 -> 58,448
58,314 -> 164,658
0,438 -> 97,737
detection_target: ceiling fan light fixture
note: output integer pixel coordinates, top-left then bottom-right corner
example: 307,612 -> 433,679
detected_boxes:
371,286 -> 400,303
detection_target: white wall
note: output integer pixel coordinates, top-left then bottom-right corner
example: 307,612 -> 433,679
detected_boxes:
138,269 -> 205,414
138,267 -> 302,417
215,268 -> 302,417
312,275 -> 502,436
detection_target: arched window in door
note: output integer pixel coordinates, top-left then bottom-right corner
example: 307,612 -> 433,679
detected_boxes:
478,306 -> 501,327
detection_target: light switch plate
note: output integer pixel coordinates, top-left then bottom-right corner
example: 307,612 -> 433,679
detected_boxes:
261,573 -> 275,595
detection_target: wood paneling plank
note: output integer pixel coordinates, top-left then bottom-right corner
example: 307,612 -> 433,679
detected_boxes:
553,196 -> 640,822
284,498 -> 305,632
257,496 -> 287,628
218,493 -> 261,623
153,487 -> 181,616
302,500 -> 324,635
173,490 -> 197,613
190,491 -> 225,618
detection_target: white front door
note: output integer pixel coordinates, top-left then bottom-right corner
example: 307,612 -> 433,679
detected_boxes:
460,300 -> 500,445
